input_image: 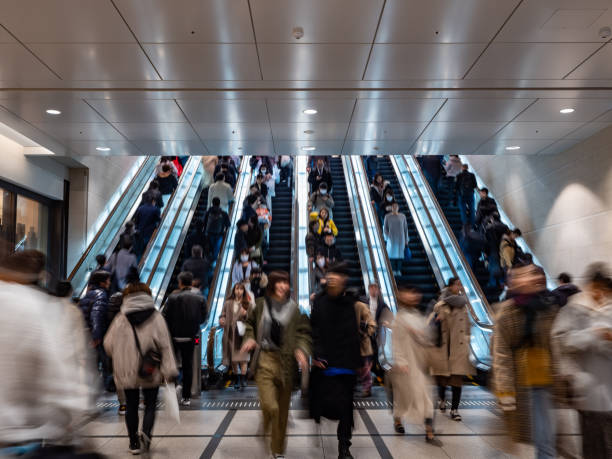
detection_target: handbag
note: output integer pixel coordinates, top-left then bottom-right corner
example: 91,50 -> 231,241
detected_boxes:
161,383 -> 180,424
236,320 -> 246,337
404,246 -> 412,262
130,322 -> 161,380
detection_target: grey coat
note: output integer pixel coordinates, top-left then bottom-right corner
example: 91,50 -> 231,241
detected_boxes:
383,212 -> 409,260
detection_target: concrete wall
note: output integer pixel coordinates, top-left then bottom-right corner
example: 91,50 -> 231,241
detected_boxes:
466,126 -> 612,284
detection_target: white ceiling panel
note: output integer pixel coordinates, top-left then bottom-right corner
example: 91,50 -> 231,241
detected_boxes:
67,140 -> 143,156
343,140 -> 417,155
497,0 -> 612,43
251,0 -> 383,43
271,123 -> 348,140
0,28 -> 16,43
0,0 -> 133,43
177,99 -> 269,123
537,138 -> 584,156
205,140 -> 275,156
365,44 -> 484,80
377,0 -> 520,43
514,98 -> 612,122
1,97 -> 105,123
134,140 -> 205,156
194,123 -> 272,141
113,123 -> 198,141
274,140 -> 343,156
353,98 -> 445,122
496,121 -> 584,140
258,44 -> 370,80
411,139 -> 482,155
466,43 -> 601,80
114,0 -> 253,43
566,44 -> 612,80
267,99 -> 355,123
435,98 -> 535,122
86,99 -> 186,123
29,44 -> 160,81
0,44 -> 60,81
143,44 -> 261,80
595,109 -> 612,122
565,121 -> 612,139
473,138 -> 555,155
420,122 -> 504,141
348,122 -> 425,141
33,122 -> 124,141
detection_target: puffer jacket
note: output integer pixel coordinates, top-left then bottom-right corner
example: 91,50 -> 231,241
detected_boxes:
79,286 -> 109,341
162,288 -> 208,339
103,292 -> 177,389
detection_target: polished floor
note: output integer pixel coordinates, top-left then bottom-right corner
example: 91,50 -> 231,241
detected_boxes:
83,386 -> 581,458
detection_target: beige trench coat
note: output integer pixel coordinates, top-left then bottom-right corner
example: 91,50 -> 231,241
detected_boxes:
220,296 -> 254,366
355,301 -> 376,357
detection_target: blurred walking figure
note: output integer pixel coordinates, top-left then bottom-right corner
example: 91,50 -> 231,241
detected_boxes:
492,264 -> 560,459
552,263 -> 612,459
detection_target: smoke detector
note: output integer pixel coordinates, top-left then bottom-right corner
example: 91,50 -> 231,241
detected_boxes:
599,26 -> 611,39
292,27 -> 304,40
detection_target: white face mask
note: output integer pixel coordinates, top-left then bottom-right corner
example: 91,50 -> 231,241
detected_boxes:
261,169 -> 267,174
240,255 -> 249,262
320,189 -> 327,195
386,195 -> 393,201
317,258 -> 326,268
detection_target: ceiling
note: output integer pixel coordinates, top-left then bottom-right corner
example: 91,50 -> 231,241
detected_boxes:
2,0 -> 612,157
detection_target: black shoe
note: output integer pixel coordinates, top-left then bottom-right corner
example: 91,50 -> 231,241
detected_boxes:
450,409 -> 462,421
128,440 -> 141,455
339,441 -> 353,459
140,432 -> 151,453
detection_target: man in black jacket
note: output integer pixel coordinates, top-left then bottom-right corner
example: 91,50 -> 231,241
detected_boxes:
181,245 -> 211,292
317,232 -> 343,265
475,187 -> 499,226
203,197 -> 230,260
455,164 -> 478,228
308,158 -> 333,193
133,196 -> 161,260
162,272 -> 207,406
140,180 -> 164,209
310,262 -> 361,459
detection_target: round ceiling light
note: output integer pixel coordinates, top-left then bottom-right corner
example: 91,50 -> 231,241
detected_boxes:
505,145 -> 521,151
96,146 -> 111,152
303,129 -> 314,134
301,146 -> 316,151
560,108 -> 575,114
303,109 -> 318,115
46,109 -> 61,115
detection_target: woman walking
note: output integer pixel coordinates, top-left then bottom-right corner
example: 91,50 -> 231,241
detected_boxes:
383,202 -> 409,277
220,282 -> 255,390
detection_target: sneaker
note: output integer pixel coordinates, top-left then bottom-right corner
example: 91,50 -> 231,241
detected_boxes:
118,404 -> 127,416
180,398 -> 191,407
394,421 -> 405,434
128,440 -> 141,455
140,432 -> 151,453
438,399 -> 446,413
450,409 -> 462,421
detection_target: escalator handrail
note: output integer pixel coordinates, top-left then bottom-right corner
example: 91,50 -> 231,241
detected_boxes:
290,165 -> 299,302
400,156 -> 493,331
67,157 -> 152,281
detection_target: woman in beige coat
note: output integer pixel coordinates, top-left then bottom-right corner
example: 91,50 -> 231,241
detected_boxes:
428,277 -> 474,421
104,282 -> 177,455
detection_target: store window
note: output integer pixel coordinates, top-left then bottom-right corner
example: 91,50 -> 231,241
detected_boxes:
16,194 -> 48,255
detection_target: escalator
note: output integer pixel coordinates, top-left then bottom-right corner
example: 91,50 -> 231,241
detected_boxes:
329,156 -> 364,289
265,183 -> 292,274
377,157 -> 439,306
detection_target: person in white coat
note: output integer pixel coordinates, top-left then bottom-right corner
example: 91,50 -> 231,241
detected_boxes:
383,202 -> 409,276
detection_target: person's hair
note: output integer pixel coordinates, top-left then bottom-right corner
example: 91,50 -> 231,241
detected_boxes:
212,197 -> 221,207
256,173 -> 264,180
0,250 -> 46,284
161,164 -> 171,173
191,244 -> 203,258
384,189 -> 393,197
247,194 -> 258,206
397,282 -> 420,293
557,272 -> 572,284
462,164 -> 469,169
95,254 -> 106,267
123,282 -> 152,297
319,182 -> 327,190
215,172 -> 225,182
149,180 -> 159,190
319,207 -> 329,219
125,266 -> 140,285
446,276 -> 460,287
90,270 -> 111,286
237,218 -> 248,228
125,221 -> 134,230
584,262 -> 612,291
309,220 -> 319,233
512,228 -> 522,237
178,271 -> 193,287
239,248 -> 250,257
480,187 -> 489,194
266,270 -> 290,299
229,282 -> 251,310
324,231 -> 334,239
373,173 -> 383,184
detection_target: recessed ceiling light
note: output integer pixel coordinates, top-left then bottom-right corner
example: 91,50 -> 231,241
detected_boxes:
46,109 -> 61,115
304,129 -> 314,134
505,145 -> 520,151
301,146 -> 316,151
96,146 -> 111,152
560,108 -> 575,114
303,109 -> 318,115
373,146 -> 379,151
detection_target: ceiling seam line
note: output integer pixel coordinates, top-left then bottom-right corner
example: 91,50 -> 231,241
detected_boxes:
108,0 -> 164,80
405,99 -> 448,154
81,98 -> 147,154
247,0 -> 264,81
561,38 -> 612,79
173,100 -> 211,156
340,99 -> 359,155
0,23 -> 63,80
264,99 -> 277,157
461,0 -> 525,80
361,0 -> 387,80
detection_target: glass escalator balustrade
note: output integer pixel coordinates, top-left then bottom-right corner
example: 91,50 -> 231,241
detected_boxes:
296,155 -> 311,314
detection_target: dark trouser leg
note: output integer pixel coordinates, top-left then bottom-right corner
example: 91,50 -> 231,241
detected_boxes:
337,376 -> 355,453
451,386 -> 462,410
141,387 -> 159,439
124,389 -> 140,444
177,341 -> 195,399
580,410 -> 612,459
437,385 -> 446,402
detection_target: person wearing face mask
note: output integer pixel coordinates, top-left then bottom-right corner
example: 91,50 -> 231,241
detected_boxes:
316,207 -> 338,237
314,254 -> 328,292
260,164 -> 276,212
308,183 -> 335,218
370,173 -> 391,220
306,219 -> 322,265
232,249 -> 259,286
234,219 -> 250,258
254,173 -> 268,200
383,202 -> 409,277
241,271 -> 311,459
380,190 -> 396,225
246,215 -> 265,266
248,267 -> 268,299
308,158 -> 333,193
318,232 -> 343,266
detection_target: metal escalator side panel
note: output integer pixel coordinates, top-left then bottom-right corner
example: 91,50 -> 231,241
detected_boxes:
295,155 -> 312,314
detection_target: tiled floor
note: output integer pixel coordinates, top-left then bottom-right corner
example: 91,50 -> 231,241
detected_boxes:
81,387 -> 582,458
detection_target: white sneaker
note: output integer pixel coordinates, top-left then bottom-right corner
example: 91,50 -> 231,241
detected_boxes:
180,398 -> 191,407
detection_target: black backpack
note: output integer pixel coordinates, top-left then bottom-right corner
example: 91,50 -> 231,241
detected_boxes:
206,209 -> 224,235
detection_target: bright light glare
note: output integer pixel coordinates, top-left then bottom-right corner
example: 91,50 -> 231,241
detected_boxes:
96,146 -> 111,151
301,146 -> 316,151
560,108 -> 575,114
505,145 -> 520,151
303,109 -> 318,115
46,109 -> 61,115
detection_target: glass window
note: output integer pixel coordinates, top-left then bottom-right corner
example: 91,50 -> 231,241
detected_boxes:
16,195 -> 48,255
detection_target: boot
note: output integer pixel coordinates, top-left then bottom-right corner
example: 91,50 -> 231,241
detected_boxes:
338,439 -> 353,459
240,374 -> 247,390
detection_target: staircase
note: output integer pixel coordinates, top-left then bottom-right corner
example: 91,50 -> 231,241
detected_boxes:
264,183 -> 292,274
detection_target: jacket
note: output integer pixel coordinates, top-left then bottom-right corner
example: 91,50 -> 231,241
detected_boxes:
370,181 -> 391,205
455,170 -> 477,196
232,261 -> 259,286
241,205 -> 257,223
108,248 -> 138,290
316,217 -> 338,237
354,300 -> 376,357
103,292 -> 177,389
79,286 -> 109,341
162,288 -> 207,339
203,206 -> 230,236
499,235 -> 516,270
444,157 -> 463,177
383,212 -> 409,260
306,232 -> 321,259
475,196 -> 499,225
140,188 -> 163,209
308,192 -> 335,216
234,229 -> 249,256
551,284 -> 580,307
208,180 -> 234,213
181,256 -> 211,289
308,167 -> 333,192
156,172 -> 178,195
133,203 -> 161,240
317,243 -> 343,263
220,296 -> 255,366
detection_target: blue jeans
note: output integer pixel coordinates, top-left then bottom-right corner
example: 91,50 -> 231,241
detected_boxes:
208,234 -> 223,260
458,193 -> 475,227
530,388 -> 556,459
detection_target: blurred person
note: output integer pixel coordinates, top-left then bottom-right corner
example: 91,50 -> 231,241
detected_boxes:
243,185 -> 261,208
241,272 -> 311,458
492,264 -> 560,459
363,283 -> 392,379
232,249 -> 259,286
155,164 -> 178,196
308,182 -> 335,217
181,245 -> 211,293
552,263 -> 612,459
220,282 -> 255,390
391,283 -> 437,442
308,158 -> 333,193
104,281 -> 177,455
370,173 -> 391,223
500,228 -> 523,274
250,155 -> 274,175
429,278 -> 475,421
183,218 -> 208,260
241,194 -> 259,223
234,219 -> 250,257
253,173 -> 269,202
443,155 -> 462,179
306,219 -> 321,264
355,293 -> 376,398
248,266 -> 268,299
140,180 -> 163,209
246,215 -> 264,266
310,263 -> 361,459
256,201 -> 272,244
278,155 -> 292,186
419,155 -> 443,195
552,272 -> 580,307
455,164 -> 477,227
163,272 -> 207,406
365,155 -> 378,183
106,237 -> 138,291
155,156 -> 178,177
383,202 -> 409,277
208,173 -> 235,213
107,291 -> 127,415
119,221 -> 137,248
484,219 -> 509,289
220,162 -> 237,189
475,187 -> 499,227
313,253 -> 328,292
317,232 -> 343,265
133,195 -> 161,260
316,207 -> 338,237
203,197 -> 230,260
95,254 -> 106,271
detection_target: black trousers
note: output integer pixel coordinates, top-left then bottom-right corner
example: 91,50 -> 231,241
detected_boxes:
174,340 -> 195,399
579,410 -> 612,459
124,387 -> 159,444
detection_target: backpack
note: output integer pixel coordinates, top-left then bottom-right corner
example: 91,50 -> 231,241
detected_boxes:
512,245 -> 533,266
130,322 -> 161,380
206,209 -> 225,235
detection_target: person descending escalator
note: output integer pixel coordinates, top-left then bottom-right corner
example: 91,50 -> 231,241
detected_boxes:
140,180 -> 164,209
155,156 -> 178,178
317,231 -> 343,266
306,219 -> 322,265
316,207 -> 337,237
248,266 -> 268,300
475,187 -> 499,227
202,197 -> 230,260
308,182 -> 335,218
455,164 -> 478,228
155,164 -> 178,196
133,195 -> 161,260
370,173 -> 391,224
308,158 -> 333,193
106,237 -> 138,292
383,202 -> 409,277
362,283 -> 392,382
181,245 -> 211,292
232,249 -> 260,286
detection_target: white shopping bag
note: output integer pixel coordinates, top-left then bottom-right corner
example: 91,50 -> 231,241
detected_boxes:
236,320 -> 246,337
162,383 -> 180,424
